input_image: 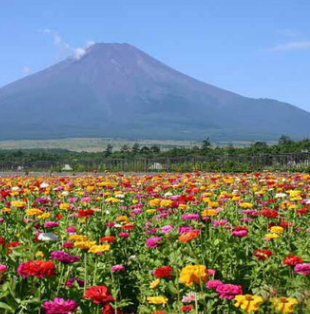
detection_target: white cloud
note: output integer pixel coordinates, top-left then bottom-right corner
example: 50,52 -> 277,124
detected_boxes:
267,41 -> 310,52
22,66 -> 31,74
39,29 -> 96,60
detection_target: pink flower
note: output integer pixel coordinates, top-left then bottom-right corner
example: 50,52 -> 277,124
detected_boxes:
0,264 -> 7,273
119,232 -> 130,238
146,237 -> 163,248
295,263 -> 310,275
111,265 -> 125,272
42,298 -> 78,314
215,284 -> 243,299
213,219 -> 227,227
206,280 -> 223,289
66,226 -> 76,233
161,225 -> 174,233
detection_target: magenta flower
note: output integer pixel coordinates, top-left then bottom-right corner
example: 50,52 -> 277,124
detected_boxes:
206,280 -> 223,289
111,265 -> 125,272
42,298 -> 78,314
0,264 -> 7,273
44,221 -> 59,228
65,277 -> 85,288
295,263 -> 310,275
146,237 -> 163,248
215,283 -> 243,299
50,251 -> 80,264
161,225 -> 174,233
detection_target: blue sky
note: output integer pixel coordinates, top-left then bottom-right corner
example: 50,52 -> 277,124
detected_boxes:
1,0 -> 309,110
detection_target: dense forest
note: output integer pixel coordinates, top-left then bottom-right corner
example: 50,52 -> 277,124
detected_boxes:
0,135 -> 309,163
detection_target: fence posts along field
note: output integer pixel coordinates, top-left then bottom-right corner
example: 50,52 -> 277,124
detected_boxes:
0,152 -> 310,172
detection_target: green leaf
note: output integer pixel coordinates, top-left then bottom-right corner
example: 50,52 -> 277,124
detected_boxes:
0,302 -> 14,313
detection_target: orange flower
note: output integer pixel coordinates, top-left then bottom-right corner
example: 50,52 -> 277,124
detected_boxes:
178,231 -> 199,243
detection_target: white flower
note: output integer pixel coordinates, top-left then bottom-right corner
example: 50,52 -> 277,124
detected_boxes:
40,182 -> 49,188
12,187 -> 19,191
164,192 -> 172,197
105,210 -> 110,214
62,191 -> 69,196
115,194 -> 125,198
114,224 -> 122,228
38,233 -> 58,242
275,193 -> 287,198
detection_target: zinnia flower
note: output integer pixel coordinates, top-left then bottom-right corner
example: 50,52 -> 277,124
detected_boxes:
147,296 -> 168,304
294,263 -> 310,275
234,294 -> 263,312
42,298 -> 78,314
179,265 -> 208,286
271,297 -> 298,313
84,286 -> 114,304
18,260 -> 56,278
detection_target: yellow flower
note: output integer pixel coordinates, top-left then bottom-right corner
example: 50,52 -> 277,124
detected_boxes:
147,296 -> 168,304
2,208 -> 12,213
179,265 -> 208,286
239,202 -> 253,209
105,197 -> 119,203
69,234 -> 88,241
74,240 -> 96,250
36,251 -> 44,257
149,198 -> 161,207
59,203 -> 70,210
88,244 -> 110,254
178,204 -> 188,210
25,208 -> 44,216
146,209 -> 156,214
265,233 -> 280,239
271,297 -> 298,313
11,201 -> 26,208
270,226 -> 284,234
116,216 -> 129,223
202,209 -> 217,217
149,279 -> 160,289
86,186 -> 95,192
38,213 -> 51,219
234,294 -> 263,312
208,201 -> 219,208
160,199 -> 173,207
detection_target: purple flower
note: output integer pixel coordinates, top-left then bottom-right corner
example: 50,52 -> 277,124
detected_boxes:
50,251 -> 80,264
42,298 -> 78,314
65,277 -> 85,288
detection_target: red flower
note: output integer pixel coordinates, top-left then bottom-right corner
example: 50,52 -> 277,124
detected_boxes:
78,209 -> 94,218
283,255 -> 303,267
0,236 -> 5,246
101,303 -> 122,314
254,250 -> 273,261
155,266 -> 173,279
182,305 -> 194,312
17,260 -> 56,278
101,236 -> 116,244
121,224 -> 135,231
84,286 -> 114,304
150,312 -> 168,314
260,209 -> 278,218
56,213 -> 63,220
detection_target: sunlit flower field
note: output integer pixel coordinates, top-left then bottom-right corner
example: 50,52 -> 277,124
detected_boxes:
0,172 -> 310,314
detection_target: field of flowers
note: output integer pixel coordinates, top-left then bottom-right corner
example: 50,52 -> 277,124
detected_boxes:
0,171 -> 310,314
